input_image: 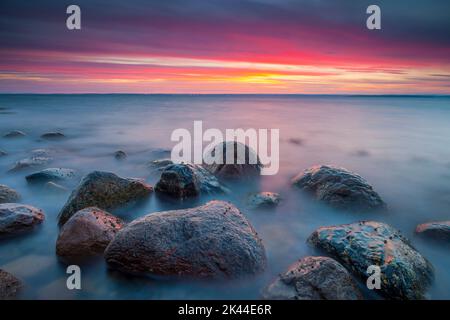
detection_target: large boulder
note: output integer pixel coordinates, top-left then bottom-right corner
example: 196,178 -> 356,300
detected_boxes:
57,171 -> 152,226
26,168 -> 76,184
262,256 -> 363,300
0,270 -> 22,300
308,221 -> 434,300
0,185 -> 21,204
105,200 -> 267,278
292,165 -> 385,212
155,163 -> 227,198
203,141 -> 262,180
0,203 -> 45,238
56,207 -> 124,259
416,221 -> 450,242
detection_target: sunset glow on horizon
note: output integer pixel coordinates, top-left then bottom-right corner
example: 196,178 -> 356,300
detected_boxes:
1,0 -> 449,94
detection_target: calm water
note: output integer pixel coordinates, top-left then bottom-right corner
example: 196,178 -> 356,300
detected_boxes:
0,94 -> 449,300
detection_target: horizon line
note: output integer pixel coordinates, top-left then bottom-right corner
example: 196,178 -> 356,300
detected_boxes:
0,93 -> 449,97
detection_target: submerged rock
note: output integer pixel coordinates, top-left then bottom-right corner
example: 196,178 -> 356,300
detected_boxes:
26,168 -> 76,184
0,270 -> 22,300
105,200 -> 267,278
147,159 -> 173,171
9,156 -> 52,172
56,207 -> 124,259
247,192 -> 281,209
155,163 -> 227,198
3,130 -> 26,138
0,149 -> 7,156
44,182 -> 68,194
308,221 -> 434,300
114,150 -> 127,160
203,141 -> 262,180
41,132 -> 65,140
0,185 -> 21,204
416,221 -> 450,242
0,203 -> 45,238
292,165 -> 385,212
262,256 -> 363,300
58,171 -> 152,226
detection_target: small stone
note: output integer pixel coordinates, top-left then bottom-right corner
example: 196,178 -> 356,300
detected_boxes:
416,221 -> 450,242
114,150 -> 127,160
26,168 -> 76,184
41,132 -> 65,140
0,185 -> 21,204
0,270 -> 22,300
3,130 -> 26,138
247,192 -> 281,209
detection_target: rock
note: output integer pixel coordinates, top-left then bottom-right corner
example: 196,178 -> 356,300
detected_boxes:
292,165 -> 385,212
247,192 -> 281,209
30,149 -> 52,157
26,168 -> 76,184
58,171 -> 152,226
203,141 -> 262,180
155,163 -> 227,198
0,185 -> 21,204
0,149 -> 7,156
288,138 -> 303,146
147,159 -> 173,171
0,203 -> 45,238
416,221 -> 450,242
0,270 -> 22,300
9,156 -> 52,172
56,207 -> 124,259
3,130 -> 26,138
114,150 -> 127,160
105,200 -> 267,278
262,256 -> 363,300
44,182 -> 68,194
41,132 -> 65,140
307,221 -> 434,300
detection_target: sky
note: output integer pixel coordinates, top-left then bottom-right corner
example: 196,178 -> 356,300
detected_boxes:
0,0 -> 449,94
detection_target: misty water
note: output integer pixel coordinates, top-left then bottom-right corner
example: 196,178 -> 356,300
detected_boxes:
0,94 -> 449,299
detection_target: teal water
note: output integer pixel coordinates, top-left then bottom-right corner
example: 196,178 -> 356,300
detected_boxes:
0,94 -> 449,299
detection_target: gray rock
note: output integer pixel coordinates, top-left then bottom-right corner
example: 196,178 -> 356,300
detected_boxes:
262,256 -> 363,300
203,141 -> 262,180
3,130 -> 26,138
0,149 -> 7,156
26,168 -> 76,184
247,192 -> 281,209
0,203 -> 45,238
0,270 -> 22,300
41,132 -> 65,140
58,171 -> 152,226
0,185 -> 21,204
105,200 -> 267,278
292,165 -> 385,212
9,156 -> 52,172
114,150 -> 127,160
155,163 -> 227,198
416,221 -> 450,242
56,207 -> 124,259
308,221 -> 434,300
44,182 -> 68,194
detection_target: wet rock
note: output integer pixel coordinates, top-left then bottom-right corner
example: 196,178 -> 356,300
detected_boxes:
0,270 -> 22,300
26,168 -> 76,184
262,256 -> 363,300
56,207 -> 124,259
147,159 -> 173,171
41,132 -> 65,140
308,221 -> 434,300
0,149 -> 7,156
9,156 -> 52,172
247,192 -> 281,209
114,150 -> 127,160
155,163 -> 227,198
105,200 -> 267,278
0,203 -> 45,238
0,185 -> 21,204
58,171 -> 152,226
203,141 -> 262,180
416,221 -> 450,242
292,165 -> 385,212
44,182 -> 68,194
3,130 -> 26,138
